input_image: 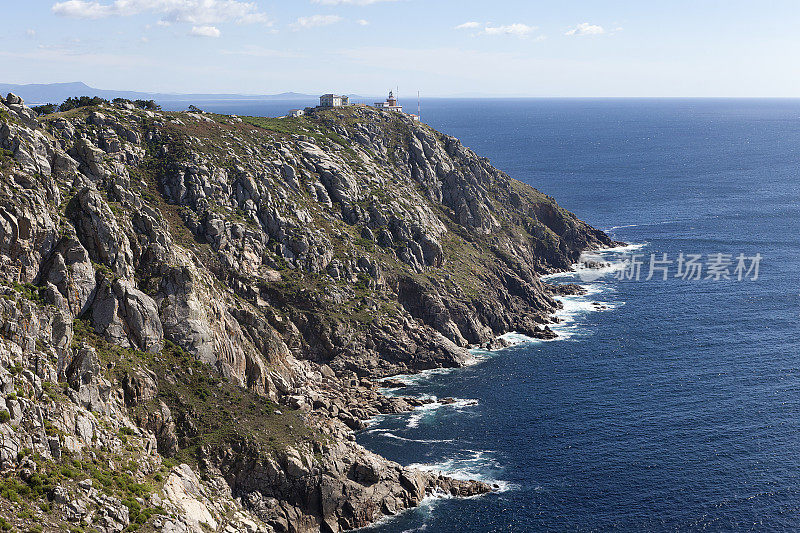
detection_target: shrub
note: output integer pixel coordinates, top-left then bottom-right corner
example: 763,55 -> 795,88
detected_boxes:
133,99 -> 160,111
17,447 -> 31,461
0,410 -> 10,423
31,103 -> 58,115
112,98 -> 161,111
59,96 -> 109,112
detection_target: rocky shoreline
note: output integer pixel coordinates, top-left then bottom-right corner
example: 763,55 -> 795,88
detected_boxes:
0,93 -> 613,532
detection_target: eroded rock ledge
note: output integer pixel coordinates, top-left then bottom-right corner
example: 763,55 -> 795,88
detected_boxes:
0,93 -> 612,532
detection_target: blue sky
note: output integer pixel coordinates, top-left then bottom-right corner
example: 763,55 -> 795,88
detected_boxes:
2,0 -> 799,96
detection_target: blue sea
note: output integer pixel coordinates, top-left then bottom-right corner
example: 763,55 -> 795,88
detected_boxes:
172,98 -> 800,531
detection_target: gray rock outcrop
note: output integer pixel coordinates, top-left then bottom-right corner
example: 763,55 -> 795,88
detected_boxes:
0,96 -> 615,532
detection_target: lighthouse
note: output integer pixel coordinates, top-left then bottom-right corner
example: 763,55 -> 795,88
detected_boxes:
374,90 -> 403,112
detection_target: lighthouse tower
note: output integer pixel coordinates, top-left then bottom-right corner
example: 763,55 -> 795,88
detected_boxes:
374,90 -> 403,112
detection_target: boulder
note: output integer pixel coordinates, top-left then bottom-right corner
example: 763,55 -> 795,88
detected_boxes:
122,367 -> 158,406
162,464 -> 218,531
114,279 -> 163,353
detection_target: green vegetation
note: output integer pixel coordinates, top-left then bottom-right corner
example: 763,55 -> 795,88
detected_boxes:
72,320 -> 313,463
31,103 -> 58,115
59,96 -> 110,112
34,96 -> 162,116
0,147 -> 15,172
10,282 -> 42,303
0,446 -> 166,530
239,115 -> 306,136
113,97 -> 161,111
0,107 -> 16,126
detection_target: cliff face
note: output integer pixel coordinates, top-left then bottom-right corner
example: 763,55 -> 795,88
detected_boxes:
0,94 -> 613,532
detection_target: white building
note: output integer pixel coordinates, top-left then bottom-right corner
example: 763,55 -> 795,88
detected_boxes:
288,109 -> 304,117
374,91 -> 402,112
319,94 -> 350,107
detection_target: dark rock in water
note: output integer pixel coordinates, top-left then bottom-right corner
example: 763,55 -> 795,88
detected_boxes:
582,259 -> 607,270
380,378 -> 408,389
483,335 -> 514,350
549,283 -> 588,296
404,396 -> 435,407
0,97 -> 612,532
537,325 -> 559,340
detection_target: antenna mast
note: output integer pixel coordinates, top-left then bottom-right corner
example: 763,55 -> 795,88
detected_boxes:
417,90 -> 420,121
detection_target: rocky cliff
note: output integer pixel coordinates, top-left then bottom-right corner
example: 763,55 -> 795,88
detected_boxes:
0,94 -> 613,532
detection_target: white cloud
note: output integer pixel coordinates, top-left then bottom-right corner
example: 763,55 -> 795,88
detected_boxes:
51,0 -> 271,26
312,0 -> 398,5
455,22 -> 538,38
26,29 -> 36,37
52,0 -> 111,18
292,14 -> 343,29
190,25 -> 221,37
481,23 -> 535,36
565,22 -> 605,36
356,19 -> 369,26
455,21 -> 481,30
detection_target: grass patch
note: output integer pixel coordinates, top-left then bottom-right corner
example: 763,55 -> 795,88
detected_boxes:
239,115 -> 307,136
10,282 -> 43,303
72,320 -> 314,463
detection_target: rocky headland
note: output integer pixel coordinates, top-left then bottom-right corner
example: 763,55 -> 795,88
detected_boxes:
0,93 -> 613,532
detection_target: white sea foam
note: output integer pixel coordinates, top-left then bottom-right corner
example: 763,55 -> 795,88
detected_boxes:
574,260 -> 627,281
378,363 -> 478,395
546,286 -> 622,340
406,397 -> 479,428
378,432 -> 455,444
542,243 -> 646,284
601,242 -> 648,253
354,461 -> 495,531
408,450 -> 518,494
354,493 -> 441,531
608,223 -> 640,231
497,331 -> 538,345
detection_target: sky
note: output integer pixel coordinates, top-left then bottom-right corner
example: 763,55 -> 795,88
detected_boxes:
2,0 -> 800,97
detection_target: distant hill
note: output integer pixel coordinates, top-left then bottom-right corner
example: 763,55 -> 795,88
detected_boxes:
0,81 -> 322,105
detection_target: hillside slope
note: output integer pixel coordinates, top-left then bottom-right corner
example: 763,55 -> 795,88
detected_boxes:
0,94 -> 612,532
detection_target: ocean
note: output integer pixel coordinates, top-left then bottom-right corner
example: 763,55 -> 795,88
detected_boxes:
169,98 -> 800,531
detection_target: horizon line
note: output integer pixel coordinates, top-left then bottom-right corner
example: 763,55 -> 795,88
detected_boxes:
3,82 -> 800,101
